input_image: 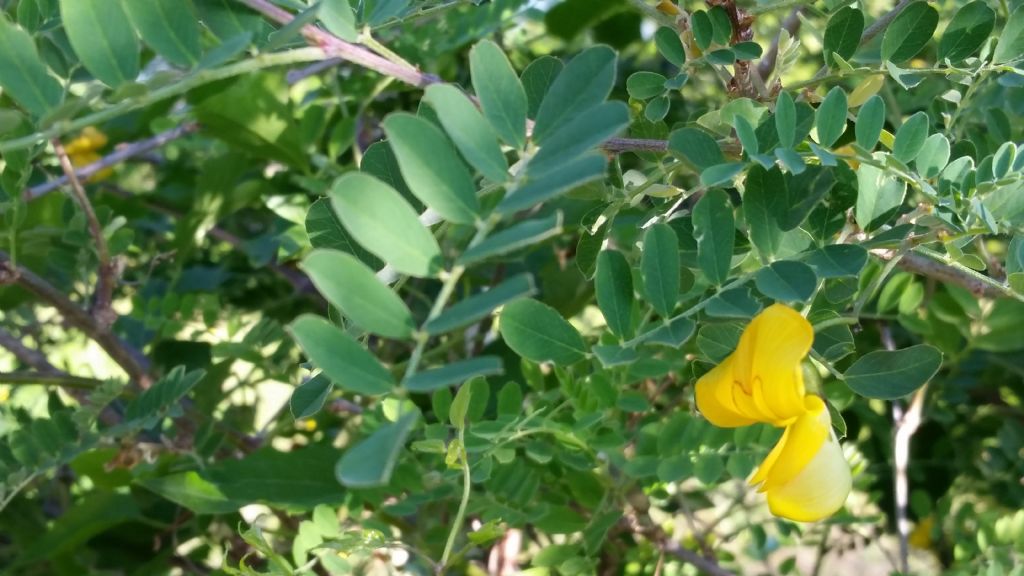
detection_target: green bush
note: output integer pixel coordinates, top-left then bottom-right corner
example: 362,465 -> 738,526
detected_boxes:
1,0 -> 1024,574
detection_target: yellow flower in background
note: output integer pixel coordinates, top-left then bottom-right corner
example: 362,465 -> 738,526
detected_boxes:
656,0 -> 680,15
65,126 -> 113,181
694,304 -> 851,522
695,304 -> 812,428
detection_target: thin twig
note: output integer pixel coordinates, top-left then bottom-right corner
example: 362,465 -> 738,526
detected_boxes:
26,123 -> 199,201
0,326 -> 59,374
0,371 -> 105,390
0,250 -> 152,388
51,138 -> 117,329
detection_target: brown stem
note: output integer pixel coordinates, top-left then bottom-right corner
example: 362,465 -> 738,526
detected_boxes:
26,123 -> 198,201
51,138 -> 117,329
871,249 -> 1021,301
0,250 -> 152,388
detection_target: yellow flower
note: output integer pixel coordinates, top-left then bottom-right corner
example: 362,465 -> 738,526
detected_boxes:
694,304 -> 851,522
65,127 -> 113,181
748,396 -> 851,522
657,0 -> 680,15
695,304 -> 812,428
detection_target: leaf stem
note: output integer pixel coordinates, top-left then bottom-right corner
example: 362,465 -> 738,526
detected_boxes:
0,48 -> 327,154
439,426 -> 472,572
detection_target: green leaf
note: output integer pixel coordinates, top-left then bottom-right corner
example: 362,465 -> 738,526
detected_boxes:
645,96 -> 670,122
320,0 -> 358,42
692,189 -> 735,285
856,161 -> 906,231
823,6 -> 864,66
139,471 -> 238,515
633,316 -> 696,348
18,492 -> 141,563
0,18 -> 63,116
192,73 -> 307,169
306,198 -> 382,270
655,26 -> 686,66
855,95 -> 886,150
195,0 -> 264,42
692,10 -> 713,51
59,0 -> 139,86
364,0 -> 409,26
844,344 -> 942,399
700,162 -> 745,188
627,71 -> 667,100
706,49 -> 736,65
893,111 -> 930,163
381,112 -> 480,224
754,260 -> 818,302
499,299 -> 587,366
458,212 -> 563,265
697,323 -> 743,362
470,40 -> 528,149
802,245 -> 867,278
496,153 -> 607,215
938,1 -> 995,61
915,133 -> 951,179
732,42 -> 763,60
815,86 -> 847,148
668,128 -> 724,171
328,173 -> 443,278
709,5 -> 732,45
336,412 -> 418,488
994,4 -> 1024,64
124,0 -> 202,68
449,379 -> 472,429
775,91 -> 796,149
743,165 -> 785,262
423,84 -> 508,183
361,140 -> 421,210
881,2 -> 938,64
521,55 -> 563,120
291,374 -> 333,420
734,115 -> 759,158
641,224 -> 681,317
706,286 -> 763,318
123,366 -> 205,424
426,274 -> 536,335
404,357 -> 504,393
301,250 -> 415,339
593,344 -> 639,367
266,2 -> 319,50
533,45 -> 617,144
529,102 -> 629,176
288,314 -> 395,396
596,250 -> 635,339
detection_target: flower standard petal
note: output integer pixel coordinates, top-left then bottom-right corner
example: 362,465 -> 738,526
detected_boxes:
695,356 -> 757,427
734,304 -> 812,424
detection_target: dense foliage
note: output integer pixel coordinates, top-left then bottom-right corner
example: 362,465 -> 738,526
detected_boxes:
1,0 -> 1024,574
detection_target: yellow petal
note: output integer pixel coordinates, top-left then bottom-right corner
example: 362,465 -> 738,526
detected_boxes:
82,126 -> 109,149
754,396 -> 830,492
765,427 -> 851,522
733,304 -> 812,424
695,356 -> 757,428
